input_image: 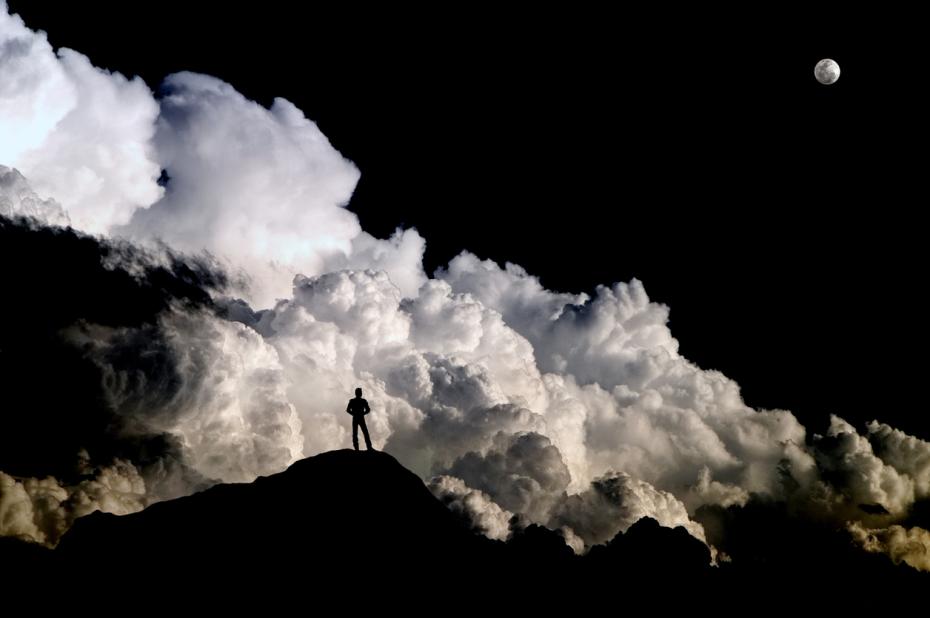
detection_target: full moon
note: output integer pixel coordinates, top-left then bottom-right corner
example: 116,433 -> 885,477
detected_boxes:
814,58 -> 840,85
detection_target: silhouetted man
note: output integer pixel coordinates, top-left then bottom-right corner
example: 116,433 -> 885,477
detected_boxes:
346,387 -> 374,451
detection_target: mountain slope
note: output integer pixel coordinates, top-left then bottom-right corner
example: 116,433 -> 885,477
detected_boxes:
58,450 -> 495,581
5,448 -> 925,611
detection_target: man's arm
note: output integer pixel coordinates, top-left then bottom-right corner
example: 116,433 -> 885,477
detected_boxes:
363,400 -> 370,415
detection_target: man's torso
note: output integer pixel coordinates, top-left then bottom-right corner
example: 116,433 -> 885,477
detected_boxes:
347,397 -> 369,416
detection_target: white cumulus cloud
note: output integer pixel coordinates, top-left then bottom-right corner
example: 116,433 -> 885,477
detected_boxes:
0,4 -> 161,233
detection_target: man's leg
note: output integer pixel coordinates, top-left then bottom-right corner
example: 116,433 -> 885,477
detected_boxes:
352,417 -> 359,451
360,417 -> 373,450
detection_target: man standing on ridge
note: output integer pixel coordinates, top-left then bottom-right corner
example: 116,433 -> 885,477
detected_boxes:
346,387 -> 374,451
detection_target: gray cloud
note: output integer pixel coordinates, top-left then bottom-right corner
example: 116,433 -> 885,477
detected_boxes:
867,421 -> 930,499
812,416 -> 916,516
446,432 -> 571,523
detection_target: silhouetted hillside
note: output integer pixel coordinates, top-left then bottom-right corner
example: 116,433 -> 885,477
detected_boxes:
2,450 -> 924,612
58,450 -> 493,581
44,451 -> 707,606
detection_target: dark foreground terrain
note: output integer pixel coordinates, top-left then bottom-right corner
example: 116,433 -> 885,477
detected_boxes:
1,450 -> 923,611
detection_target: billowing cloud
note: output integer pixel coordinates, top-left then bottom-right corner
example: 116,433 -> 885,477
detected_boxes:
0,4 -> 74,164
446,432 -> 571,523
866,421 -> 930,499
550,471 -> 705,547
0,4 -> 161,233
437,252 -> 817,505
849,522 -> 930,572
1,3 -> 423,307
120,72 -> 363,307
812,416 -> 916,515
0,164 -> 68,225
428,475 -> 514,541
70,308 -> 304,484
0,460 -> 146,545
323,228 -> 428,300
683,466 -> 750,511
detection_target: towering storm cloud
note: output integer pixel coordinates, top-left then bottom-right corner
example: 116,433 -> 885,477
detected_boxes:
120,71 -> 372,307
0,4 -> 160,233
0,2 -> 423,306
2,2 -> 929,574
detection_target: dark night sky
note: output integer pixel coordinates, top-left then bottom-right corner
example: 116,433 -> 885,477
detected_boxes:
8,2 -> 928,438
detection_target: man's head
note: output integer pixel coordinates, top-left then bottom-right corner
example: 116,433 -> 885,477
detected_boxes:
355,387 -> 362,397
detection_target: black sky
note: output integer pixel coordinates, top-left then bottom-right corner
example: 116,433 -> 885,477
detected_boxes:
8,2 -> 928,438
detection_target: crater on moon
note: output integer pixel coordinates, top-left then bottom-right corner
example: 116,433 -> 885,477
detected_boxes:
814,59 -> 840,85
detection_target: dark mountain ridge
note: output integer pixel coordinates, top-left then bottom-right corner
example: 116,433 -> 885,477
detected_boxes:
1,449 -> 924,612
